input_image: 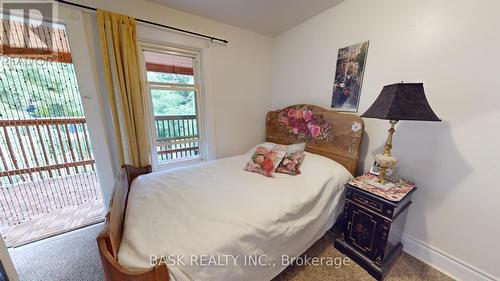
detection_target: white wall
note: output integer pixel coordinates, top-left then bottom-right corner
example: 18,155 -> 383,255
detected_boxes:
272,0 -> 500,279
63,0 -> 273,200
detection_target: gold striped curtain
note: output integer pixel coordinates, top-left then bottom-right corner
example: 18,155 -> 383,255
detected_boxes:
96,10 -> 150,167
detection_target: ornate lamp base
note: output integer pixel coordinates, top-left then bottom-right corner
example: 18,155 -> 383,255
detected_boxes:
366,179 -> 396,190
370,120 -> 399,190
366,153 -> 397,190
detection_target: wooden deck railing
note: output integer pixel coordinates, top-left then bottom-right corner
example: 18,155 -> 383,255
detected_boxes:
0,117 -> 95,181
0,115 -> 198,225
154,115 -> 199,161
0,117 -> 100,226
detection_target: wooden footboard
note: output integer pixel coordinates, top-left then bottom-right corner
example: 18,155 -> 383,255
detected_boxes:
97,165 -> 169,281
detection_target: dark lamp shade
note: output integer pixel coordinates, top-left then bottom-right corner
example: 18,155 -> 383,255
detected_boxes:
361,83 -> 441,121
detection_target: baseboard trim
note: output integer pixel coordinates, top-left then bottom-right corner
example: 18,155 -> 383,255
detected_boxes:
401,233 -> 498,281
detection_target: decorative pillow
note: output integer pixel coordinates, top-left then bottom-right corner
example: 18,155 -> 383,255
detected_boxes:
244,145 -> 286,177
247,142 -> 277,154
276,143 -> 306,175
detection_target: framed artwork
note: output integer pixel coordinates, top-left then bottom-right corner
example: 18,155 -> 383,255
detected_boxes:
331,41 -> 369,112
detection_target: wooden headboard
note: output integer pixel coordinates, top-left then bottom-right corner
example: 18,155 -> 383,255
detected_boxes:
266,104 -> 364,175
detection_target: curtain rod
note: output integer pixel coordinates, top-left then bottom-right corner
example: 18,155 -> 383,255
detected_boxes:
54,0 -> 229,44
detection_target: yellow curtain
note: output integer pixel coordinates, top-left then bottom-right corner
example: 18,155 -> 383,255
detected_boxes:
97,10 -> 150,167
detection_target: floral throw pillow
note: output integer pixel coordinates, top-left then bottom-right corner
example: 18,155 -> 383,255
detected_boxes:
244,145 -> 286,177
276,143 -> 306,175
247,142 -> 277,154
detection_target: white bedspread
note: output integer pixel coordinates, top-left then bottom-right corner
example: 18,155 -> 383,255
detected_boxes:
118,151 -> 352,281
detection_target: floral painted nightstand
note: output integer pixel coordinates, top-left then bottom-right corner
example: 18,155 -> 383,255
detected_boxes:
335,173 -> 416,280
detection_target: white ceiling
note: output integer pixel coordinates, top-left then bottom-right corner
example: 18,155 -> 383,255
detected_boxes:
149,0 -> 344,36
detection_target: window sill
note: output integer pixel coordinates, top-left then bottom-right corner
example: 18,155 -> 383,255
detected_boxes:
155,157 -> 205,171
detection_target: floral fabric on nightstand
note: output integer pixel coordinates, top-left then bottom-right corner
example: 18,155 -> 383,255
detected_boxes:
349,173 -> 416,202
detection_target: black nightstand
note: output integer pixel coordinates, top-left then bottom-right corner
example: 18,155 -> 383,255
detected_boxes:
335,174 -> 416,280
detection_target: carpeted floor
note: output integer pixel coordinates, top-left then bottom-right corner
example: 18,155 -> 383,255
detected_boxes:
10,223 -> 453,281
273,233 -> 454,281
10,223 -> 105,281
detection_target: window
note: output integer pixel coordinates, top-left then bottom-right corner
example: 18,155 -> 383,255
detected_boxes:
140,46 -> 204,166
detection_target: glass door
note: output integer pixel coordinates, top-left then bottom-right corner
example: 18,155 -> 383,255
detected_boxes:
0,11 -> 105,247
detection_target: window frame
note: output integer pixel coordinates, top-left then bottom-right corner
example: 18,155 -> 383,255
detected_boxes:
138,42 -> 207,170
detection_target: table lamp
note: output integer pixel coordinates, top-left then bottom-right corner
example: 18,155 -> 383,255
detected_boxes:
361,82 -> 441,189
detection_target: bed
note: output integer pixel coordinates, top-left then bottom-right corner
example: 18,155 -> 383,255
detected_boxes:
97,104 -> 364,281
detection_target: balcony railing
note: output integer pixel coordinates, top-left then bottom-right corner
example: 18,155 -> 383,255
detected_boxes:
0,115 -> 199,227
154,115 -> 199,162
0,117 -> 101,226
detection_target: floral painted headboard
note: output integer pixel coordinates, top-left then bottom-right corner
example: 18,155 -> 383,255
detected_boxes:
266,104 -> 364,175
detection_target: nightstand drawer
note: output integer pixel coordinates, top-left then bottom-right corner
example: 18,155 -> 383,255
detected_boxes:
346,187 -> 394,218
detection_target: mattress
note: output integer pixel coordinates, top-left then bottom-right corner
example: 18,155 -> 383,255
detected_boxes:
118,151 -> 352,281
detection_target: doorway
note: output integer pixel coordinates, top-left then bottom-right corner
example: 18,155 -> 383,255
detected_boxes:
0,11 -> 105,247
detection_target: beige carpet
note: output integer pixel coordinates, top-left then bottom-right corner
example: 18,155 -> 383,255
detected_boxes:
11,224 -> 454,281
274,232 -> 454,281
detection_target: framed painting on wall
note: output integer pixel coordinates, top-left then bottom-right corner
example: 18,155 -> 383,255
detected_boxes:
331,41 -> 369,112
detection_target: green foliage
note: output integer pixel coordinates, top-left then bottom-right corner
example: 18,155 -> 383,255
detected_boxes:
151,90 -> 195,116
147,71 -> 194,85
147,71 -> 196,116
0,57 -> 84,119
0,57 -> 93,184
0,60 -> 198,119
